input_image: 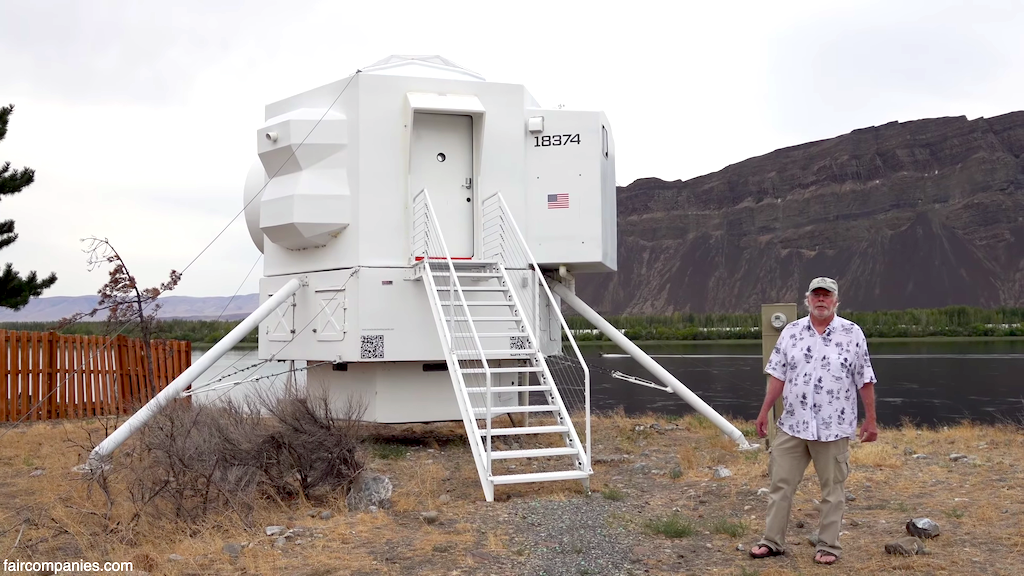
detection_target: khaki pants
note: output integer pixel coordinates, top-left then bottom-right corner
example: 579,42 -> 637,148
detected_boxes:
757,429 -> 850,557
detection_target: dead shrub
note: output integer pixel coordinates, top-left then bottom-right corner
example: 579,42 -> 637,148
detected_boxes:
257,391 -> 365,498
120,389 -> 366,529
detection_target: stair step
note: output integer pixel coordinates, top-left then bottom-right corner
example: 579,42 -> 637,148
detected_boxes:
452,316 -> 521,322
453,332 -> 528,338
435,286 -> 508,292
431,272 -> 501,278
438,301 -> 514,306
422,259 -> 498,266
454,349 -> 537,358
465,384 -> 550,393
461,366 -> 543,374
489,470 -> 591,485
488,447 -> 581,460
479,425 -> 569,436
472,404 -> 558,415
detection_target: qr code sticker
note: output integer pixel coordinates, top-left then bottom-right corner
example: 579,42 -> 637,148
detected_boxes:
510,336 -> 530,350
360,335 -> 385,359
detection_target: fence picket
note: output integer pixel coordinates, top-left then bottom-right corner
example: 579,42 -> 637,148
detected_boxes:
99,336 -> 110,417
34,332 -> 43,421
128,338 -> 140,407
43,332 -> 53,420
19,332 -> 29,421
64,335 -> 74,419
77,336 -> 89,418
89,335 -> 99,418
0,330 -> 7,422
108,338 -> 118,415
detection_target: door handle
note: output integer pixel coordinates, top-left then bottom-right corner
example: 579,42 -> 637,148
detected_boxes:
462,177 -> 473,190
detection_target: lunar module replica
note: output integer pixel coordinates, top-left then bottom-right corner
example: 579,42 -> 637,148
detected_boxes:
85,56 -> 754,501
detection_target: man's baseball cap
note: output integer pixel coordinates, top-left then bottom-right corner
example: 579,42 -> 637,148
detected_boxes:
808,277 -> 838,293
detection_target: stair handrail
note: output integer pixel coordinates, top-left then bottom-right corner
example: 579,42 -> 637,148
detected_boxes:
411,188 -> 496,473
496,261 -> 590,475
481,191 -> 592,472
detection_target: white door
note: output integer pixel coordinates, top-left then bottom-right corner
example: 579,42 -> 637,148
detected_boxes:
410,113 -> 474,258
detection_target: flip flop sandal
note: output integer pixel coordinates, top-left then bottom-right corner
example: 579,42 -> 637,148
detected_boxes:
749,545 -> 783,558
814,550 -> 839,565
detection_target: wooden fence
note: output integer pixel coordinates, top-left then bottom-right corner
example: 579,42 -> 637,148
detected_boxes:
0,330 -> 193,422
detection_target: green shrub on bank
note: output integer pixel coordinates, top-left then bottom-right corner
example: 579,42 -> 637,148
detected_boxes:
566,305 -> 1024,341
2,305 -> 1021,344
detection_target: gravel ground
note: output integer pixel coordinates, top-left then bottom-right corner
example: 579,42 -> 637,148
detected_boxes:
497,496 -> 642,576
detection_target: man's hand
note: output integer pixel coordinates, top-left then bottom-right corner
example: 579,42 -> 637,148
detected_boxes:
756,411 -> 769,438
858,419 -> 878,443
857,382 -> 877,442
755,377 -> 786,439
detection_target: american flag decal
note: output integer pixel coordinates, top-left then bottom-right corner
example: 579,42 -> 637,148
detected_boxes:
547,193 -> 569,209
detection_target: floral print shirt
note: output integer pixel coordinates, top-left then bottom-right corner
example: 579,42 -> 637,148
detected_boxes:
765,315 -> 877,442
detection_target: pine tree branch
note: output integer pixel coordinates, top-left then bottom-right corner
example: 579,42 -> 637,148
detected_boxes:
0,219 -> 17,251
0,164 -> 36,197
0,104 -> 13,141
0,264 -> 57,310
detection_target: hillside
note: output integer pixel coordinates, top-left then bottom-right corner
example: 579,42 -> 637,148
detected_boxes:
0,294 -> 259,322
576,111 -> 1024,314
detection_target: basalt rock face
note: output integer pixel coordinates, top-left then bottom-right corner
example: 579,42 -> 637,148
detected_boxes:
576,112 -> 1024,314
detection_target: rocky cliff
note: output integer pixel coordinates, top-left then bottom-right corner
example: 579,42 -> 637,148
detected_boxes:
576,111 -> 1024,314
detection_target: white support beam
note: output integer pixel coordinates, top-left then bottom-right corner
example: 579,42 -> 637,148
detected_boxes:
550,281 -> 759,451
80,278 -> 305,474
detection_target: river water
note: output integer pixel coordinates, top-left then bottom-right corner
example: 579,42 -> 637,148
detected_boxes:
191,340 -> 1024,428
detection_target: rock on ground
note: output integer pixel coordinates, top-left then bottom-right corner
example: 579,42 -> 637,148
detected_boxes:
906,518 -> 941,539
221,543 -> 242,558
886,536 -> 926,556
346,471 -> 393,512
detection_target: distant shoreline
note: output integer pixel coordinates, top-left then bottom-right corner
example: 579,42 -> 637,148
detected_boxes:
575,335 -> 1024,346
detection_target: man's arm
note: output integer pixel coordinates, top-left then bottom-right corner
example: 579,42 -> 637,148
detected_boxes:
858,382 -> 878,442
756,376 -> 785,438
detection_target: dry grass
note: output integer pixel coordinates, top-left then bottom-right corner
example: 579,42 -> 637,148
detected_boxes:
2,411 -> 1023,575
851,441 -> 903,468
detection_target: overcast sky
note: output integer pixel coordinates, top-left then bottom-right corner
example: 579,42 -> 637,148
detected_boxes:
1,0 -> 1022,299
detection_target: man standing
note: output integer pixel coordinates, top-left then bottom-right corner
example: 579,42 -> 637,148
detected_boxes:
749,277 -> 877,565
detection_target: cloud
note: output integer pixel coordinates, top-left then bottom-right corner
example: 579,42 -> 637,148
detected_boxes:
0,0 -> 280,105
762,0 -> 1024,148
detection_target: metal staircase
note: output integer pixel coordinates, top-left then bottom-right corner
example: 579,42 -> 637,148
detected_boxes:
411,188 -> 590,502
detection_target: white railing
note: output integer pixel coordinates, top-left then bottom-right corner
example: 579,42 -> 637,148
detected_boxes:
481,192 -> 592,471
411,188 -> 498,479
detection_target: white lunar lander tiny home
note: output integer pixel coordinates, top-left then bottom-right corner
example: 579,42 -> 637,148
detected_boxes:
84,56 -> 756,501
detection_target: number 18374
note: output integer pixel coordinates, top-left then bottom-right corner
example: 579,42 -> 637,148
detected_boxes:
534,134 -> 581,147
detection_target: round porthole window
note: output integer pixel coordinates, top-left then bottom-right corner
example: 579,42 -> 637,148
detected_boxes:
436,153 -> 446,162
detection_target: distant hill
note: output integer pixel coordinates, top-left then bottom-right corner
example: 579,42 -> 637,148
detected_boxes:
576,111 -> 1024,314
0,294 -> 260,323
